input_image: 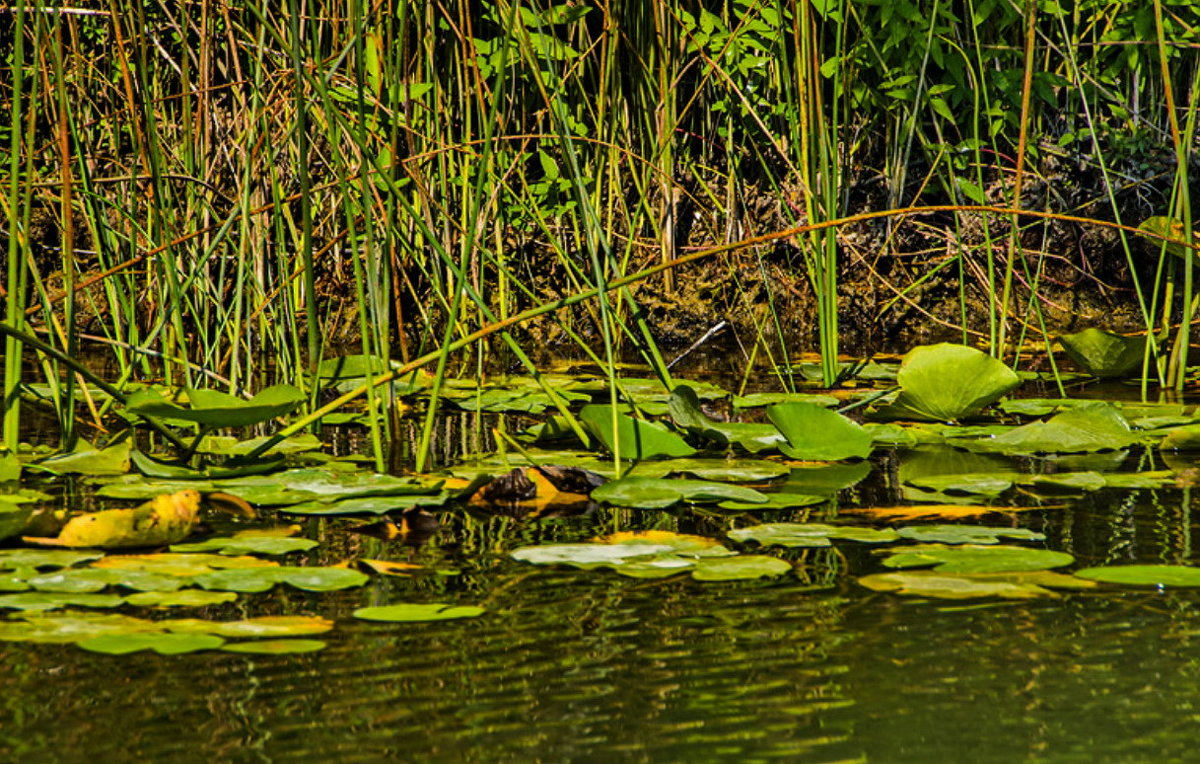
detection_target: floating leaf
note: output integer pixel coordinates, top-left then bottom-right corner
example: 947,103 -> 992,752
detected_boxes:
27,490 -> 202,549
167,615 -> 333,637
895,525 -> 1046,545
0,611 -> 159,643
27,568 -> 185,593
669,385 -> 786,453
978,402 -> 1132,454
590,476 -> 766,509
881,344 -> 1021,421
221,639 -> 326,654
170,535 -> 318,556
846,504 -> 1036,521
1075,565 -> 1200,587
579,405 -> 696,459
718,492 -> 826,511
124,590 -> 238,607
126,384 -> 304,428
596,530 -> 733,556
689,556 -> 792,581
194,565 -> 368,592
1058,329 -> 1146,378
281,493 -> 451,516
732,392 -> 840,409
36,440 -> 131,476
728,523 -> 899,548
0,592 -> 126,611
0,550 -> 103,570
780,462 -> 872,496
0,452 -> 20,482
91,552 -> 277,577
77,632 -> 225,655
859,569 -> 1094,599
627,458 -> 790,483
766,402 -> 872,461
883,544 -> 1074,573
353,603 -> 486,622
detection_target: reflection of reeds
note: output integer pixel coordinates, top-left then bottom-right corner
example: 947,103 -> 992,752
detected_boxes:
0,0 -> 1194,446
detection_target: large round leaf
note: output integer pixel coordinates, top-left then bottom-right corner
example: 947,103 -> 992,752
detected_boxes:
126,385 -> 305,428
353,603 -> 485,622
1058,328 -> 1146,378
579,405 -> 696,459
1075,565 -> 1200,587
885,344 -> 1021,422
766,403 -> 872,461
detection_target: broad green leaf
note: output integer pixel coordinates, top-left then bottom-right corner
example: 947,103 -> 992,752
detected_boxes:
882,343 -> 1021,421
91,552 -> 276,577
0,550 -> 103,569
859,569 -> 1094,599
221,639 -> 327,654
766,402 -> 872,460
0,500 -> 32,542
28,568 -> 185,593
36,440 -> 131,476
669,385 -> 787,453
718,492 -> 826,511
78,632 -> 225,655
728,523 -> 899,547
0,611 -> 160,643
579,405 -> 696,459
0,592 -> 126,611
590,476 -> 767,509
1137,216 -> 1197,261
625,458 -> 788,482
214,469 -> 443,506
779,462 -> 872,496
883,544 -> 1074,573
316,354 -> 392,380
732,392 -> 839,409
1075,565 -> 1200,587
126,385 -> 305,427
1058,329 -> 1146,378
690,556 -> 792,581
978,402 -> 1132,454
896,525 -> 1046,545
124,590 -> 237,607
131,450 -> 283,480
194,566 -> 368,592
353,603 -> 486,622
279,493 -> 450,516
170,535 -> 318,556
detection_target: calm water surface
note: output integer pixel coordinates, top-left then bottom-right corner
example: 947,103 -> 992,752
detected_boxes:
5,422 -> 1200,761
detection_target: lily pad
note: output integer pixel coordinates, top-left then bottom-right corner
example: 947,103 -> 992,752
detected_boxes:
626,458 -> 789,483
124,590 -> 238,607
728,523 -> 900,548
1074,565 -> 1200,587
0,592 -> 126,611
669,385 -> 786,453
125,384 -> 305,428
779,462 -> 872,496
579,405 -> 696,459
1058,328 -> 1146,378
895,525 -> 1046,545
167,615 -> 333,637
590,476 -> 767,509
978,402 -> 1132,454
882,544 -> 1074,573
27,568 -> 185,593
859,569 -> 1094,599
194,566 -> 369,593
221,639 -> 327,654
689,556 -> 793,581
717,492 -> 826,511
78,632 -> 226,655
170,535 -> 319,556
0,550 -> 104,570
882,344 -> 1021,422
0,611 -> 161,643
353,603 -> 486,622
35,440 -> 131,476
91,553 -> 277,577
766,402 -> 872,461
279,493 -> 451,516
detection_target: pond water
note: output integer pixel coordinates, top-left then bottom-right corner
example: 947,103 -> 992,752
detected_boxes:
5,434 -> 1200,763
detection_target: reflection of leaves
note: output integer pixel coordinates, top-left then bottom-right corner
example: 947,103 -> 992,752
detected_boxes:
125,385 -> 304,428
194,566 -> 368,593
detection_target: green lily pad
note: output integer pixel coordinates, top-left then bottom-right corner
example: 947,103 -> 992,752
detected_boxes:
0,550 -> 103,570
170,536 -> 319,556
0,452 -> 20,481
978,402 -> 1132,454
0,611 -> 159,643
883,544 -> 1074,573
353,603 -> 486,622
316,354 -> 393,380
895,525 -> 1046,545
0,592 -> 126,611
579,405 -> 696,459
221,639 -> 327,654
881,343 -> 1021,422
1158,425 -> 1200,451
859,569 -> 1095,599
732,392 -> 840,409
279,493 -> 451,516
91,552 -> 277,577
717,492 -> 826,511
27,568 -> 186,593
1058,328 -> 1147,378
197,433 -> 325,456
36,440 -> 131,476
131,450 -> 284,480
766,402 -> 872,461
669,385 -> 786,453
215,469 -> 443,506
125,385 -> 305,428
689,556 -> 792,581
78,632 -> 226,655
124,590 -> 238,607
1074,565 -> 1200,587
779,462 -> 872,496
0,500 -> 32,542
625,458 -> 789,482
728,523 -> 900,547
194,566 -> 369,593
167,615 -> 333,637
590,476 -> 767,509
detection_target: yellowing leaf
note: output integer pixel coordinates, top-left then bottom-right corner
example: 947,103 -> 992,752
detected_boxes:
232,525 -> 300,539
596,530 -> 720,548
360,559 -> 424,576
26,490 -> 202,549
845,504 -> 1039,521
